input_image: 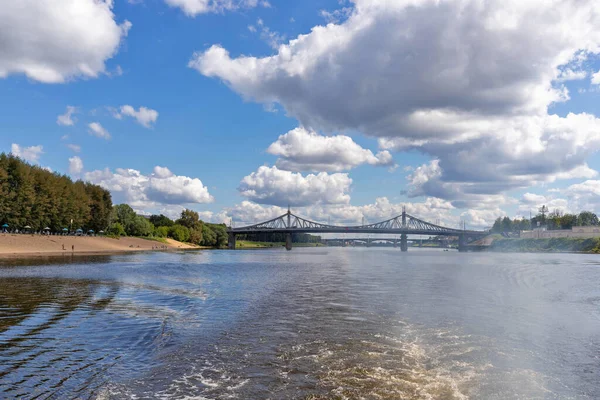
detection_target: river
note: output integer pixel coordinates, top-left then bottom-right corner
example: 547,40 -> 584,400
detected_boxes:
0,248 -> 599,399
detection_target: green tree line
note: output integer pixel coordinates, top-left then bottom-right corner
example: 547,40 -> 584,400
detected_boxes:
0,153 -> 112,232
492,206 -> 599,233
109,205 -> 228,248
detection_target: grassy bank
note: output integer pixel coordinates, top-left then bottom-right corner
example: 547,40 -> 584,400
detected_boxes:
236,241 -> 324,249
488,237 -> 600,253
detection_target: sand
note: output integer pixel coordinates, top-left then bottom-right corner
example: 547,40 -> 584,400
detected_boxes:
0,234 -> 198,258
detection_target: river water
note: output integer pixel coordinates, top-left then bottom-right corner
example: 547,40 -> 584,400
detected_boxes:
0,248 -> 599,399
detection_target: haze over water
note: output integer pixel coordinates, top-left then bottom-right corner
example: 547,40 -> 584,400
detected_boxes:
1,249 -> 599,399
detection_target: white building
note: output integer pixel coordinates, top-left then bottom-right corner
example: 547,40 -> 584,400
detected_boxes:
521,226 -> 600,239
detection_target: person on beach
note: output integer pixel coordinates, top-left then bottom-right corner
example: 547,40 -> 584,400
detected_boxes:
72,245 -> 74,252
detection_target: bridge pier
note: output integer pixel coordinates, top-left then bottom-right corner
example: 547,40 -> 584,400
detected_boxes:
393,239 -> 398,248
401,234 -> 408,252
228,232 -> 236,250
458,234 -> 467,252
285,232 -> 292,251
366,238 -> 371,247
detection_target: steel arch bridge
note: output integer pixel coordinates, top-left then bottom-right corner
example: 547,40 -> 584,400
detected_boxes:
227,208 -> 488,251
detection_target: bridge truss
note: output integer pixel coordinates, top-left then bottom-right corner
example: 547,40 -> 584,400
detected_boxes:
227,209 -> 487,252
229,209 -> 484,236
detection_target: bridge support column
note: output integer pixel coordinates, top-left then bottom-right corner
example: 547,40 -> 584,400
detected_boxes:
401,234 -> 408,252
285,232 -> 292,251
367,238 -> 371,247
228,232 -> 236,250
393,239 -> 398,248
458,234 -> 467,252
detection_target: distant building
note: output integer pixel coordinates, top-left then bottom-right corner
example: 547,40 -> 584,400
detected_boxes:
521,226 -> 600,239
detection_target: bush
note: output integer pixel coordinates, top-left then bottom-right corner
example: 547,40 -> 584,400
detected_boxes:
169,224 -> 190,242
129,215 -> 154,237
108,222 -> 126,237
189,228 -> 203,245
155,226 -> 169,238
201,224 -> 216,247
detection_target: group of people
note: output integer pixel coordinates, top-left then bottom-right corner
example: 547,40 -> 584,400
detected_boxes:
152,245 -> 169,250
61,244 -> 75,252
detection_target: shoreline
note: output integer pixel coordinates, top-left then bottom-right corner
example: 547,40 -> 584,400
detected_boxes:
0,248 -> 204,260
0,234 -> 201,260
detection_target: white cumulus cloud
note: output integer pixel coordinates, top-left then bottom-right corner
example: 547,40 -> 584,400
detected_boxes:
57,106 -> 78,126
0,0 -> 131,83
117,105 -> 159,128
238,166 -> 352,207
66,144 -> 81,153
192,0 -> 600,204
88,122 -> 111,140
85,165 -> 214,212
164,0 -> 268,16
560,180 -> 600,212
69,156 -> 84,175
267,127 -> 394,172
11,144 -> 43,163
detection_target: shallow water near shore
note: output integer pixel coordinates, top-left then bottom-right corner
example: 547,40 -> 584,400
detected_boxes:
1,248 -> 599,399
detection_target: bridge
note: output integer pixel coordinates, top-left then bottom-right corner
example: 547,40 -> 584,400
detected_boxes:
227,208 -> 488,252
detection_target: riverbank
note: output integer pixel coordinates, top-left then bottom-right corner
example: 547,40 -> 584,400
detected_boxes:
487,237 -> 600,253
0,234 -> 198,258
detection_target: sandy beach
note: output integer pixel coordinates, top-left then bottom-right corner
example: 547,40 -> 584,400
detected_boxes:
0,234 -> 198,258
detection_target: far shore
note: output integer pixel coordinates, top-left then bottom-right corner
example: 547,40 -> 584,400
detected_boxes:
0,234 -> 201,259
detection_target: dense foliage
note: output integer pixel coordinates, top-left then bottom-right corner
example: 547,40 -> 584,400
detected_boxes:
0,154 -> 112,232
133,210 -> 228,248
491,208 -> 599,233
107,207 -> 228,248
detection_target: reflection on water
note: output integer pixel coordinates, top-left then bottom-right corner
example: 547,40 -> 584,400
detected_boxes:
1,249 -> 599,399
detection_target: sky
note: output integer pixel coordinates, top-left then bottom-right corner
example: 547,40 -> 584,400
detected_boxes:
2,0 -> 600,230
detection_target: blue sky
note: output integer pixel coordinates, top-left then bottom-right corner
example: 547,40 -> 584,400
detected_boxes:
3,0 -> 600,229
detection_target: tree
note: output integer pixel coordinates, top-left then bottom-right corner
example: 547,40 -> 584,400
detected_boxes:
149,214 -> 173,227
0,153 -> 112,232
210,224 -> 228,247
113,204 -> 137,234
169,224 -> 190,242
129,215 -> 154,237
517,219 -> 531,231
559,214 -> 577,230
201,224 -> 216,246
108,222 -> 126,237
538,205 -> 549,224
189,228 -> 203,245
177,209 -> 202,230
501,216 -> 512,232
155,226 -> 169,238
492,217 -> 503,233
577,211 -> 599,226
85,183 -> 112,232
